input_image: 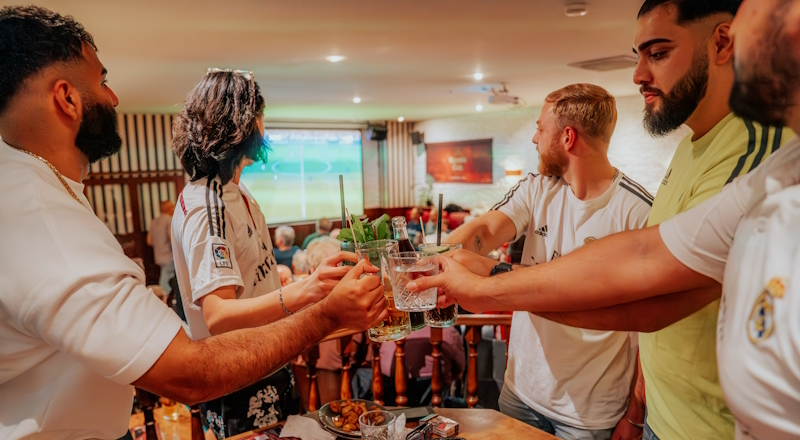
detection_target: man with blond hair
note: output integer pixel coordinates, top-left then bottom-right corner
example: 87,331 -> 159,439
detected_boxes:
447,83 -> 651,439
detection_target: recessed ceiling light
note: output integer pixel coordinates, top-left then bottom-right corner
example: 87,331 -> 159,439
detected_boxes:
327,55 -> 345,62
398,116 -> 405,122
353,97 -> 361,104
476,104 -> 483,111
474,73 -> 484,81
565,3 -> 588,17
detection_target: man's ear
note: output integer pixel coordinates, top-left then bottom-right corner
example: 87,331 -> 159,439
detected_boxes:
53,80 -> 82,122
713,22 -> 734,65
562,126 -> 578,151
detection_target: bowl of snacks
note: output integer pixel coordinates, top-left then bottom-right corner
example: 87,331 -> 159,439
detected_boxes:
318,399 -> 387,438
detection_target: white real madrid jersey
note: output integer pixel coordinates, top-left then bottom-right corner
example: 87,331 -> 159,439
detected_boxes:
492,170 -> 652,429
660,138 -> 800,439
172,177 -> 280,340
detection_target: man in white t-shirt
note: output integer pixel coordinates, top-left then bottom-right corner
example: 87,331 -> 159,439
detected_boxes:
0,7 -> 387,439
411,0 -> 800,436
447,84 -> 652,440
147,200 -> 176,294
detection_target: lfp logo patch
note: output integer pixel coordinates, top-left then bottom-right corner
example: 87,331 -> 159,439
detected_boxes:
213,244 -> 232,268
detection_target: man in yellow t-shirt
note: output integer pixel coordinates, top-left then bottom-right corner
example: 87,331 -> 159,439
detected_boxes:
633,2 -> 793,439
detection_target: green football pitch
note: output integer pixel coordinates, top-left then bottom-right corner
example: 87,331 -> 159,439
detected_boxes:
240,134 -> 364,225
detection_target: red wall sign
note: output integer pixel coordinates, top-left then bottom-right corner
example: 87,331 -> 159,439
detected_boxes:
426,138 -> 493,183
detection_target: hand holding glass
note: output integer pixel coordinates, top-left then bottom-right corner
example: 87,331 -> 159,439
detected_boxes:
387,251 -> 439,312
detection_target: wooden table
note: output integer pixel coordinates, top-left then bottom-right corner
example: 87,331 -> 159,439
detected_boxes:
434,408 -> 558,439
131,407 -> 557,440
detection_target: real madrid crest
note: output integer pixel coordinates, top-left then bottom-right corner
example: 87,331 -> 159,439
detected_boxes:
747,277 -> 787,344
584,237 -> 597,245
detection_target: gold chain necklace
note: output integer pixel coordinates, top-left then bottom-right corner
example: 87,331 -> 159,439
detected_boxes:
8,145 -> 85,207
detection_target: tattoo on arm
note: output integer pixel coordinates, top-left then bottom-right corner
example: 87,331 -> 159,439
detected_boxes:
474,235 -> 483,254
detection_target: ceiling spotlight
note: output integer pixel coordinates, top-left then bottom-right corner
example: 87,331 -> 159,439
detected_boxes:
476,104 -> 483,111
353,97 -> 361,104
327,55 -> 345,62
398,116 -> 405,122
565,3 -> 588,17
474,73 -> 484,81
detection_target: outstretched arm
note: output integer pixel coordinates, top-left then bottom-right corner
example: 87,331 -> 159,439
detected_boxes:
538,285 -> 721,332
133,259 -> 387,404
410,226 -> 717,314
201,251 -> 358,335
446,210 -> 516,256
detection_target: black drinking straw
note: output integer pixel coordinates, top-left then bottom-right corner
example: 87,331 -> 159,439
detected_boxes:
339,175 -> 346,230
436,194 -> 443,246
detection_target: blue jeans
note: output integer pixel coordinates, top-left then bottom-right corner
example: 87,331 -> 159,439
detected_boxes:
158,261 -> 175,295
643,411 -> 660,440
498,385 -> 613,440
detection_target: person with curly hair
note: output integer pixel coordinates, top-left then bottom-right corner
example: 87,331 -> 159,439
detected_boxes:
170,70 -> 369,437
0,6 -> 387,439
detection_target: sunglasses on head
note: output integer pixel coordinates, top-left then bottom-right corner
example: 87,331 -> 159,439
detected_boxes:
206,68 -> 256,111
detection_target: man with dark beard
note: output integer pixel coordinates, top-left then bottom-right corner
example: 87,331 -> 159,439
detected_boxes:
414,1 -> 795,439
0,6 -> 387,439
415,1 -> 800,435
447,84 -> 653,440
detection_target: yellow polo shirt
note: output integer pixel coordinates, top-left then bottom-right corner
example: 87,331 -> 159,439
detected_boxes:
642,113 -> 794,439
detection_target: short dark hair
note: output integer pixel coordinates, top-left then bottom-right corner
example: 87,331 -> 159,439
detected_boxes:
172,72 -> 268,185
0,6 -> 96,115
638,0 -> 741,23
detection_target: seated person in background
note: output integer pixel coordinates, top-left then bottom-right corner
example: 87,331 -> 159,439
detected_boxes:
147,200 -> 176,295
301,217 -> 332,249
424,209 -> 439,235
406,207 -> 423,240
445,83 -> 649,439
292,249 -> 311,279
379,326 -> 464,406
329,228 -> 341,238
277,264 -> 293,287
171,70 -> 379,436
273,225 -> 299,267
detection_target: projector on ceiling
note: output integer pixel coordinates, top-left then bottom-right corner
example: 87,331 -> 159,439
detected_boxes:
488,84 -> 522,106
489,94 -> 520,105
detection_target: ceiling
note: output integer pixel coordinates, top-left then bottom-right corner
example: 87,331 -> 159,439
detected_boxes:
15,0 -> 647,122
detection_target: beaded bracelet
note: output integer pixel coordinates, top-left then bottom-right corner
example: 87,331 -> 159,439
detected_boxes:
279,286 -> 292,315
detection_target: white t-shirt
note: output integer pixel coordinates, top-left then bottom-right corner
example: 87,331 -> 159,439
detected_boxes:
0,141 -> 183,439
172,177 -> 281,340
494,171 -> 652,429
150,214 -> 173,266
660,138 -> 800,439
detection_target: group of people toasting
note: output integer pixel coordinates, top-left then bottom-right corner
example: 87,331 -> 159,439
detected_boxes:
2,0 -> 800,440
